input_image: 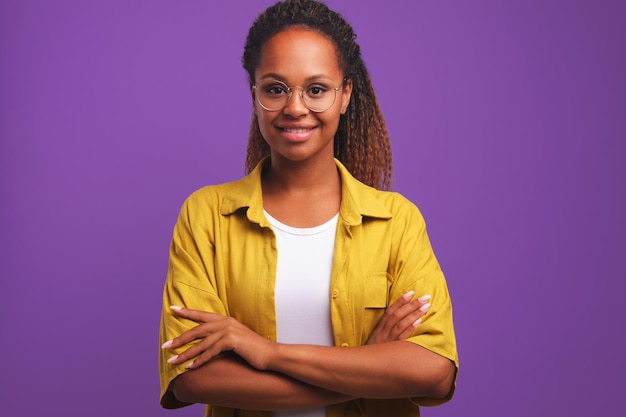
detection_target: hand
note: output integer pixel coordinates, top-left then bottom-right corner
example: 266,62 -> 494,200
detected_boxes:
161,307 -> 275,370
366,291 -> 431,345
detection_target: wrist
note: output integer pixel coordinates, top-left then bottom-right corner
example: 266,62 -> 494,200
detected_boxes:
265,342 -> 287,372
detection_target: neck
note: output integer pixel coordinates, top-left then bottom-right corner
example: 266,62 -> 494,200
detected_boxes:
263,155 -> 340,196
261,153 -> 342,227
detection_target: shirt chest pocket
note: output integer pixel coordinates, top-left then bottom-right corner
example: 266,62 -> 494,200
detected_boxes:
363,272 -> 391,308
360,272 -> 392,342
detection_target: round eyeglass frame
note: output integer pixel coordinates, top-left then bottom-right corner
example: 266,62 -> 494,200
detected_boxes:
252,80 -> 343,113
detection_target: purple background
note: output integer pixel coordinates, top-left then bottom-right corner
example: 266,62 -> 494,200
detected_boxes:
1,1 -> 624,416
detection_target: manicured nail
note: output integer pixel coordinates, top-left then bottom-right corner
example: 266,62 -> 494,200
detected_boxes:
185,361 -> 195,369
419,302 -> 431,312
161,340 -> 173,349
412,318 -> 422,328
402,291 -> 415,300
417,294 -> 431,303
170,305 -> 183,311
167,355 -> 179,364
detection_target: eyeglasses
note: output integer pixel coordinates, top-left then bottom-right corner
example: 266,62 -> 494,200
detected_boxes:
253,80 -> 342,113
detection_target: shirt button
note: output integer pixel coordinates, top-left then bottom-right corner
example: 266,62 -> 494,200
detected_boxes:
332,289 -> 339,298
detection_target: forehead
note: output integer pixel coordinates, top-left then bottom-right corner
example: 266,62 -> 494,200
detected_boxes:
255,28 -> 342,82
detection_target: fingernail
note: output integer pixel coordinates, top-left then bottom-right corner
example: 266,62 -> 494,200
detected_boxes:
167,355 -> 179,364
419,302 -> 431,312
161,340 -> 173,349
185,361 -> 194,369
402,291 -> 415,300
412,318 -> 422,328
170,305 -> 183,311
417,294 -> 431,303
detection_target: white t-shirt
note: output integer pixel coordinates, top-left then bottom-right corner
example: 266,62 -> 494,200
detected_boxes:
265,210 -> 338,417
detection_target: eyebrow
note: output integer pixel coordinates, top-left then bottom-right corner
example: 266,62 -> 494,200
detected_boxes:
257,73 -> 335,83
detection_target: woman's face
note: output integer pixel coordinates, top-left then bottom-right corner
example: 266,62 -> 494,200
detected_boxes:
253,27 -> 352,165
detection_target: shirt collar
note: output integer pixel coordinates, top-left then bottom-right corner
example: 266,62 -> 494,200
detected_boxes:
220,158 -> 392,226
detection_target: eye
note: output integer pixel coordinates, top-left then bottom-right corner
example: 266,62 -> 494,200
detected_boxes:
265,84 -> 289,96
307,85 -> 328,96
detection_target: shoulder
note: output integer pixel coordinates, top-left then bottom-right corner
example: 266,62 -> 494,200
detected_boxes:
183,180 -> 241,207
341,170 -> 425,227
179,180 -> 237,212
179,163 -> 263,216
368,187 -> 417,209
336,158 -> 423,221
370,188 -> 427,227
173,173 -> 259,228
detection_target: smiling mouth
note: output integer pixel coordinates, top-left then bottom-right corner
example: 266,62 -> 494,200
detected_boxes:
281,127 -> 313,133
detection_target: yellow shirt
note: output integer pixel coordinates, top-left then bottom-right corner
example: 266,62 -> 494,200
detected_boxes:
159,159 -> 458,417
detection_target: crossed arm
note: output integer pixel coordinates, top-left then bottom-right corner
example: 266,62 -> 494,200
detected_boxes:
162,292 -> 456,411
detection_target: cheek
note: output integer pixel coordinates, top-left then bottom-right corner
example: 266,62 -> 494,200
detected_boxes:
256,110 -> 268,127
255,112 -> 273,140
321,112 -> 342,131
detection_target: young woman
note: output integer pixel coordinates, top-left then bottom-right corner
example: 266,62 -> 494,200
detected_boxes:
159,1 -> 458,416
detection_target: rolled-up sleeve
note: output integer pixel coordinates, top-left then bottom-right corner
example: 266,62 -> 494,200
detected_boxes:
159,194 -> 227,409
388,195 -> 458,406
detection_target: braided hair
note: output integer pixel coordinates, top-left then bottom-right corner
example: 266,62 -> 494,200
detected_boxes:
242,0 -> 393,190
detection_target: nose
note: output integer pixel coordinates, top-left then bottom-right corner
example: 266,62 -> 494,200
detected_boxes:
283,86 -> 309,117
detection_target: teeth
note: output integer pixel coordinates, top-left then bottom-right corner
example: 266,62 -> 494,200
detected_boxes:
283,128 -> 310,133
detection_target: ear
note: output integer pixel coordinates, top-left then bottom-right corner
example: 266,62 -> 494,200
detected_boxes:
250,83 -> 259,114
340,78 -> 353,114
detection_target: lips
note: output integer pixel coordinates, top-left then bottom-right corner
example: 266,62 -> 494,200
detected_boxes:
282,128 -> 312,133
278,125 -> 316,142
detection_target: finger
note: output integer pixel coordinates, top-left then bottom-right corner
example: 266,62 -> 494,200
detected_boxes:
366,295 -> 415,344
396,318 -> 421,340
163,307 -> 225,349
375,291 -> 416,331
393,298 -> 432,340
416,294 -> 431,306
167,336 -> 220,366
163,318 -> 227,349
384,296 -> 431,339
386,291 -> 414,314
387,313 -> 419,340
386,292 -> 429,321
395,294 -> 430,321
384,296 -> 423,326
166,326 -> 228,365
185,347 -> 223,370
175,322 -> 246,369
366,293 -> 432,344
165,324 -> 211,349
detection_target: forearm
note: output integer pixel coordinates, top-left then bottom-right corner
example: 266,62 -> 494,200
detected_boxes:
171,354 -> 354,410
267,340 -> 455,399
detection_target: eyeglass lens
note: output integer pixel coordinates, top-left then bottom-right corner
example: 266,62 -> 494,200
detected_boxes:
255,81 -> 338,112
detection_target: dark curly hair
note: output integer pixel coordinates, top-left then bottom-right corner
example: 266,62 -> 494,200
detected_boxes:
242,0 -> 393,190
